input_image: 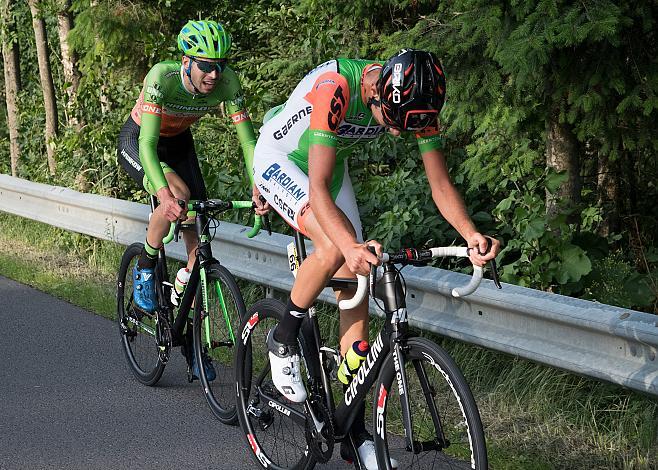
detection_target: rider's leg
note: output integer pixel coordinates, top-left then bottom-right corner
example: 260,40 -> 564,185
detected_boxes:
267,211 -> 349,402
145,171 -> 191,252
332,263 -> 369,356
273,211 -> 347,345
161,132 -> 206,272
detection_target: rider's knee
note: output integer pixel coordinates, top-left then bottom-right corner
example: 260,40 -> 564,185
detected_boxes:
170,184 -> 191,202
314,244 -> 344,274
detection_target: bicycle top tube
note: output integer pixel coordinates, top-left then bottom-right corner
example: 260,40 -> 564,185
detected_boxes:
162,198 -> 263,245
338,245 -> 488,310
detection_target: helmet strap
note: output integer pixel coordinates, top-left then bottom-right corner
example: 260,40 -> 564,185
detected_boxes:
183,58 -> 202,96
366,96 -> 380,108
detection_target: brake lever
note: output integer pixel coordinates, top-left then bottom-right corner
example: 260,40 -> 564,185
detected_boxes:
367,245 -> 378,299
490,258 -> 502,289
482,236 -> 502,289
263,213 -> 272,236
173,199 -> 186,242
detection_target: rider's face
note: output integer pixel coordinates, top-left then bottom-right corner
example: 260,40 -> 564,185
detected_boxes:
371,103 -> 402,136
184,56 -> 223,94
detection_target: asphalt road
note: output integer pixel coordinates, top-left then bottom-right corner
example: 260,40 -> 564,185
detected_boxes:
0,276 -> 347,470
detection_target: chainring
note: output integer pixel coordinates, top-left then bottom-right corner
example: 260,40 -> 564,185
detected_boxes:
305,400 -> 335,463
155,313 -> 172,364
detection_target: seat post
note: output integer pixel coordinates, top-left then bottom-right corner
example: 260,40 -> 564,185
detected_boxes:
295,230 -> 307,262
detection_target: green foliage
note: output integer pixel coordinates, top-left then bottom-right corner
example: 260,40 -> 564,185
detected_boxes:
2,2 -> 658,463
583,251 -> 656,308
492,172 -> 592,290
2,0 -> 657,312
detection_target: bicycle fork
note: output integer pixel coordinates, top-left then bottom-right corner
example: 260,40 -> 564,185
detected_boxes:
377,263 -> 448,454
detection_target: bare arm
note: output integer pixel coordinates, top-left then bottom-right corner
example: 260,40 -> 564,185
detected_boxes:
422,149 -> 500,265
308,145 -> 379,275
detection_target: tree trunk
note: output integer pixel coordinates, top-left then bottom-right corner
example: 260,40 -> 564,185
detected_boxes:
596,152 -> 620,237
89,0 -> 110,114
56,0 -> 81,126
28,0 -> 59,176
545,110 -> 581,221
1,0 -> 21,176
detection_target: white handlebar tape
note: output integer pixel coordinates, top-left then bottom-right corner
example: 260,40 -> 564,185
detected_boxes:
430,246 -> 469,257
338,246 -> 484,308
452,265 -> 483,297
338,274 -> 369,310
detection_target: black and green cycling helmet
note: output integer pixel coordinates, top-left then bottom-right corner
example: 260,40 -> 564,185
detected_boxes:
177,20 -> 231,59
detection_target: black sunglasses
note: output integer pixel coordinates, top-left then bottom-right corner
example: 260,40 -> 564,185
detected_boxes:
189,57 -> 227,74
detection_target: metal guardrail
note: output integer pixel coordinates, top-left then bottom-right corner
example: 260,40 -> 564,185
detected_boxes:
1,174 -> 657,396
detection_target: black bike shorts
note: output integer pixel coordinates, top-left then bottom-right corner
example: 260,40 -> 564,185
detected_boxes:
117,116 -> 208,200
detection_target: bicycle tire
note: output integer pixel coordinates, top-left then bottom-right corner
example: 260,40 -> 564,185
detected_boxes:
117,242 -> 165,386
235,298 -> 315,470
373,337 -> 488,469
193,263 -> 246,424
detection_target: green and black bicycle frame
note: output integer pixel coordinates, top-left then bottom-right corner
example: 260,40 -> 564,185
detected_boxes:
169,210 -> 221,346
149,196 -> 238,356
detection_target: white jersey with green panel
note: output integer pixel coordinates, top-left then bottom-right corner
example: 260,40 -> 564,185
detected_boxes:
254,58 -> 443,237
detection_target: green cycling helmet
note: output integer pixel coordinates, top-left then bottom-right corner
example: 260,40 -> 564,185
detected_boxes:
177,20 -> 231,59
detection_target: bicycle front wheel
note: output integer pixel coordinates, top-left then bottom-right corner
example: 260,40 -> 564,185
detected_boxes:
193,263 -> 246,424
373,337 -> 488,469
116,242 -> 165,386
235,299 -> 315,470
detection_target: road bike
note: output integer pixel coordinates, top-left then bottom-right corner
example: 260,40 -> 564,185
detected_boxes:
236,231 -> 500,468
117,196 -> 264,424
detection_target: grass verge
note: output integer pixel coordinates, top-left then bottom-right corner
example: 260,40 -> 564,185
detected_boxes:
0,212 -> 656,469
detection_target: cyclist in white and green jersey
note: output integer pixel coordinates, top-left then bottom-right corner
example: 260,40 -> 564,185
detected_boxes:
118,20 -> 256,326
253,49 -> 501,469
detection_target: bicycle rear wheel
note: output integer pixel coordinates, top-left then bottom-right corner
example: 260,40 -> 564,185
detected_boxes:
235,299 -> 315,470
193,263 -> 246,424
373,337 -> 487,469
117,242 -> 165,386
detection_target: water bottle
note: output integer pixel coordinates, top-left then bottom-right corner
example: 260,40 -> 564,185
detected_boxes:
170,267 -> 190,306
337,340 -> 369,385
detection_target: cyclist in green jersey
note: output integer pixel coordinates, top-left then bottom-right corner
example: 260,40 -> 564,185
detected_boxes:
117,21 -> 256,333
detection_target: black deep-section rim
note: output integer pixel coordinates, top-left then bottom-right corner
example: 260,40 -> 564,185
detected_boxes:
235,298 -> 315,470
373,336 -> 488,470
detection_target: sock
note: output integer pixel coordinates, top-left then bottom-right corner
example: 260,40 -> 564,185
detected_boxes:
137,241 -> 159,270
274,298 -> 308,345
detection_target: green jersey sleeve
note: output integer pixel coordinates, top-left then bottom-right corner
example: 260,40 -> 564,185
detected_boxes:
138,64 -> 168,193
221,67 -> 257,186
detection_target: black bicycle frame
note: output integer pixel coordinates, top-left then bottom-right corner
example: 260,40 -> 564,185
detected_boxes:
279,232 -> 418,442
